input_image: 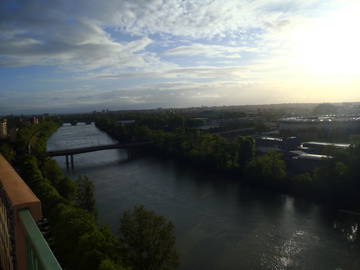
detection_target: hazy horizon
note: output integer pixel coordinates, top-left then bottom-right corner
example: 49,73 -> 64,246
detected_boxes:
1,0 -> 360,114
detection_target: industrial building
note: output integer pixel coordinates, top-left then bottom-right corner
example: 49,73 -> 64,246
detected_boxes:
279,116 -> 360,132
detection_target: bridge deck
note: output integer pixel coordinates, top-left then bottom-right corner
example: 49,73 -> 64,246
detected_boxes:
47,142 -> 150,156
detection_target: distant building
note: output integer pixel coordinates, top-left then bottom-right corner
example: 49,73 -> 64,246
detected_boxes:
0,119 -> 8,138
32,117 -> 39,125
286,150 -> 333,174
279,116 -> 360,132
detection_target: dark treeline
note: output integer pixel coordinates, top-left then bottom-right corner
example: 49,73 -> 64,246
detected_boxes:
0,121 -> 178,270
96,115 -> 255,172
95,113 -> 360,210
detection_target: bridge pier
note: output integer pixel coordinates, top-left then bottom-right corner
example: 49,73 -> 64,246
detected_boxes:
65,155 -> 75,170
65,155 -> 69,170
70,155 -> 74,170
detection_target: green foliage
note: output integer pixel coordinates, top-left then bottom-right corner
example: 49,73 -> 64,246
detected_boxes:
52,205 -> 125,270
52,204 -> 97,265
308,142 -> 360,207
0,143 -> 15,162
20,156 -> 129,270
236,136 -> 255,167
21,155 -> 65,216
42,158 -> 63,187
75,175 -> 97,216
246,151 -> 286,188
290,173 -> 313,195
96,116 -> 256,173
119,205 -> 179,270
99,259 -> 130,270
57,176 -> 76,200
350,134 -> 360,145
15,121 -> 60,158
76,227 -> 123,270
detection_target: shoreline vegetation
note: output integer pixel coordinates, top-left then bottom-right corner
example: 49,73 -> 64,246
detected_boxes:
94,114 -> 360,211
0,121 -> 178,270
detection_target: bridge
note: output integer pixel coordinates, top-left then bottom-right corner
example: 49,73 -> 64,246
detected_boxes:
47,142 -> 151,169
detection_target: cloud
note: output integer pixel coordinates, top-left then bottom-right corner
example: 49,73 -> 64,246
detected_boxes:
164,43 -> 259,58
0,16 -> 156,70
89,65 -> 255,82
0,1 -> 163,70
0,0 -> 331,70
88,0 -> 327,39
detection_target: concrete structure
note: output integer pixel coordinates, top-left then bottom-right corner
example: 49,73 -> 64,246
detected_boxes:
0,154 -> 42,270
255,136 -> 299,152
0,154 -> 61,270
0,119 -> 8,139
299,141 -> 351,154
286,150 -> 333,174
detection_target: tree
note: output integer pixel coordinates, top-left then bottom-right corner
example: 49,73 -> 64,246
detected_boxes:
99,259 -> 130,270
119,205 -> 179,270
58,176 -> 76,200
246,151 -> 286,187
290,173 -> 313,195
42,158 -> 63,187
236,136 -> 255,169
0,143 -> 15,162
75,176 -> 96,216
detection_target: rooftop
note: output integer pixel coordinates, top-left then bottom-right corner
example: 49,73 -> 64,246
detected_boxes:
300,141 -> 351,149
290,150 -> 333,160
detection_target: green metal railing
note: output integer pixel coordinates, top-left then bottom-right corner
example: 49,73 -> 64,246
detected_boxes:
19,209 -> 62,270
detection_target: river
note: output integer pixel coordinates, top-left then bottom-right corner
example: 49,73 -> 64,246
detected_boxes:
47,123 -> 360,270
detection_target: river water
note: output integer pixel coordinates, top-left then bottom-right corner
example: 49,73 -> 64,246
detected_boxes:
47,124 -> 360,270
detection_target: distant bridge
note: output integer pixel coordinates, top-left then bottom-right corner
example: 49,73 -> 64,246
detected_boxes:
47,142 -> 151,169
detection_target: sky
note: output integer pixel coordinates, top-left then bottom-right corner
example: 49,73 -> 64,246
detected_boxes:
0,0 -> 360,114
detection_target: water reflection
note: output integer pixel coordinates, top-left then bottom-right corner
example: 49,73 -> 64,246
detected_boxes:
334,212 -> 360,244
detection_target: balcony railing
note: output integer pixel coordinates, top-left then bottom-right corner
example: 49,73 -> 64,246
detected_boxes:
19,209 -> 62,270
0,154 -> 62,270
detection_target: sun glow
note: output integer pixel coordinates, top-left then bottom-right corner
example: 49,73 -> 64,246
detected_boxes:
292,4 -> 360,76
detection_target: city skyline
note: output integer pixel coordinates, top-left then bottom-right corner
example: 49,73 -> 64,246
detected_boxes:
1,0 -> 360,114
